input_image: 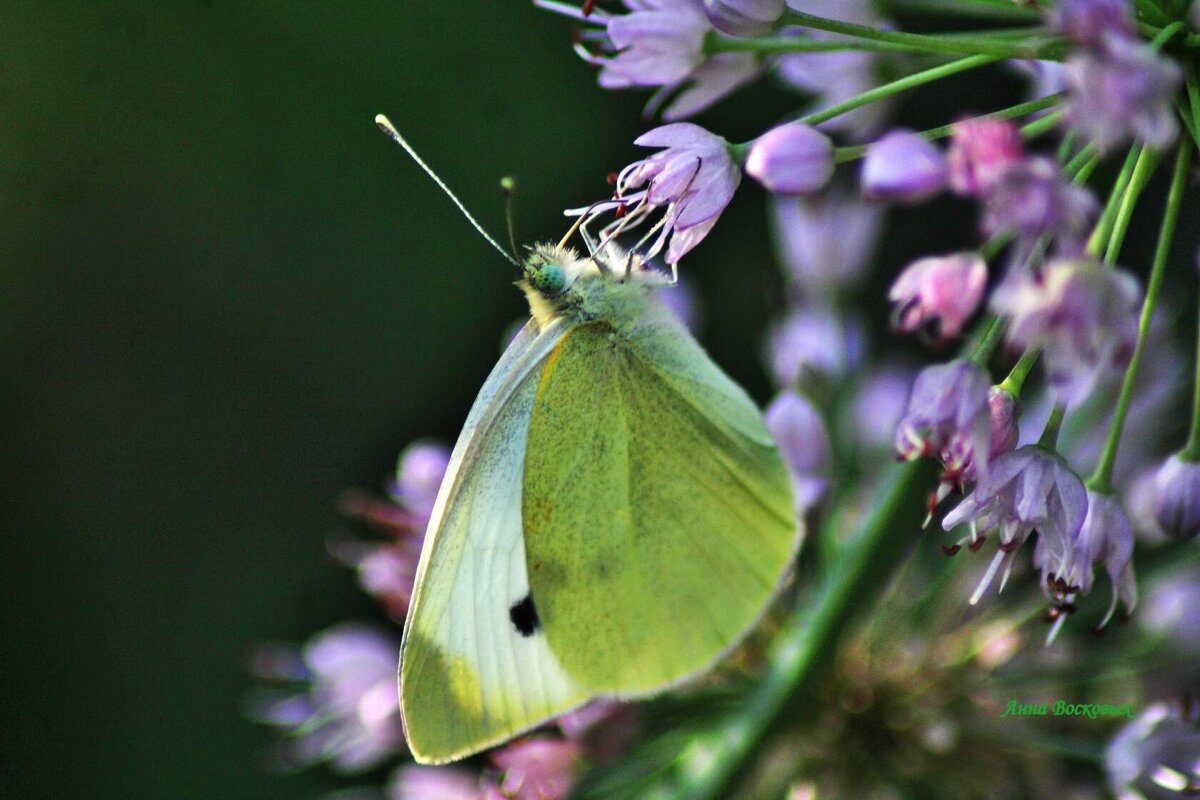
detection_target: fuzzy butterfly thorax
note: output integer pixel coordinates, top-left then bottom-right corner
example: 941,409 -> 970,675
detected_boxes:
519,242 -> 672,332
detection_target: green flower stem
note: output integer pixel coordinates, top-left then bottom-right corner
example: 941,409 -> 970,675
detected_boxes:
1186,64 -> 1200,149
1038,402 -> 1067,449
1087,145 -> 1142,257
833,95 -> 1061,163
1087,142 -> 1192,491
709,36 -> 920,55
997,347 -> 1041,397
1103,147 -> 1162,265
674,460 -> 939,800
1182,304 -> 1200,462
801,54 -> 1003,127
782,9 -> 1066,59
1148,20 -> 1186,50
969,316 -> 1006,366
1020,109 -> 1066,140
881,0 -> 1045,21
1134,0 -> 1172,27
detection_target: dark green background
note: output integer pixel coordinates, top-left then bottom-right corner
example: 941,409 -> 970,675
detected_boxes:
1,3 -> 1192,799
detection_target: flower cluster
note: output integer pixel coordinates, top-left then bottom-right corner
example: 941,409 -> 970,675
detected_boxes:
254,0 -> 1200,797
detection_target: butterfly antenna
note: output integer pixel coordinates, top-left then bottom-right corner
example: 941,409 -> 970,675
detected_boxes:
374,114 -> 520,267
500,176 -> 521,262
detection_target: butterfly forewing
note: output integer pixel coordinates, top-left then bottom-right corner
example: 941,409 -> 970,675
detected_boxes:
522,310 -> 799,694
400,320 -> 588,764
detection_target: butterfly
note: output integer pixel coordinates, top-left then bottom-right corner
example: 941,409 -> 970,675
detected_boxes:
376,115 -> 802,764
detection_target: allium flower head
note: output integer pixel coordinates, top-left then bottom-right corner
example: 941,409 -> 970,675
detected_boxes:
1064,36 -> 1182,152
745,122 -> 835,195
947,117 -> 1024,197
943,446 -> 1088,603
1152,455 -> 1200,541
1051,0 -> 1135,46
573,123 -> 740,264
991,258 -> 1140,406
537,0 -> 758,120
888,253 -> 987,341
765,389 -> 832,512
703,0 -> 784,37
771,188 -> 883,294
1106,701 -> 1200,800
861,129 -> 949,203
490,738 -> 581,800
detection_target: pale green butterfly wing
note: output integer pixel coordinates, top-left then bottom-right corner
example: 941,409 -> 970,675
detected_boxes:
400,318 -> 588,764
522,303 -> 799,693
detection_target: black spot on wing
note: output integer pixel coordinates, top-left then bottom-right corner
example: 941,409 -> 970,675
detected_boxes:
509,593 -> 540,637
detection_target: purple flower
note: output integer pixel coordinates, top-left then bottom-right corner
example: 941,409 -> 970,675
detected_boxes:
745,122 -> 835,194
537,0 -> 759,120
654,277 -> 703,332
704,0 -> 784,37
888,252 -> 987,341
490,739 -> 581,800
1064,36 -> 1182,152
557,700 -> 640,764
765,390 -> 832,512
770,188 -> 883,294
980,156 -> 1098,250
572,123 -> 740,264
991,258 -> 1141,406
947,117 -> 1024,197
942,446 -> 1088,603
392,440 -> 451,518
766,304 -> 865,387
1051,0 -> 1135,46
389,766 -> 481,800
246,624 -> 404,773
848,362 -> 918,451
861,130 -> 948,203
1141,569 -> 1200,653
1036,491 -> 1136,636
894,359 -> 992,468
1152,455 -> 1200,541
1106,701 -> 1200,800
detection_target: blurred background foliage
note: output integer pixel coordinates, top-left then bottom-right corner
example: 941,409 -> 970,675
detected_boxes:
0,2 -> 1193,799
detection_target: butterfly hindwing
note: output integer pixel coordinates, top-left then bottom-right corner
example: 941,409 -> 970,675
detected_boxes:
522,306 -> 799,694
400,320 -> 588,764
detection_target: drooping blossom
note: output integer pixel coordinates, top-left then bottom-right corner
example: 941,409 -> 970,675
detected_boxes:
745,122 -> 834,195
704,0 -> 784,37
991,258 -> 1140,406
391,440 -> 452,518
569,123 -> 739,264
848,362 -> 917,452
1036,490 -> 1136,640
766,304 -> 865,387
1063,36 -> 1182,153
389,766 -> 481,800
246,624 -> 405,773
765,389 -> 832,512
1050,0 -> 1135,46
861,130 -> 949,203
942,446 -> 1088,604
894,359 -> 992,467
888,253 -> 987,341
1140,569 -> 1200,653
489,738 -> 582,800
946,117 -> 1024,197
775,0 -> 893,138
536,0 -> 759,120
770,187 -> 883,294
1106,701 -> 1200,800
1151,455 -> 1200,541
979,156 -> 1097,252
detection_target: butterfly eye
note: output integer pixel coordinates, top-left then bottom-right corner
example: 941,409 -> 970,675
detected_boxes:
529,263 -> 567,296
